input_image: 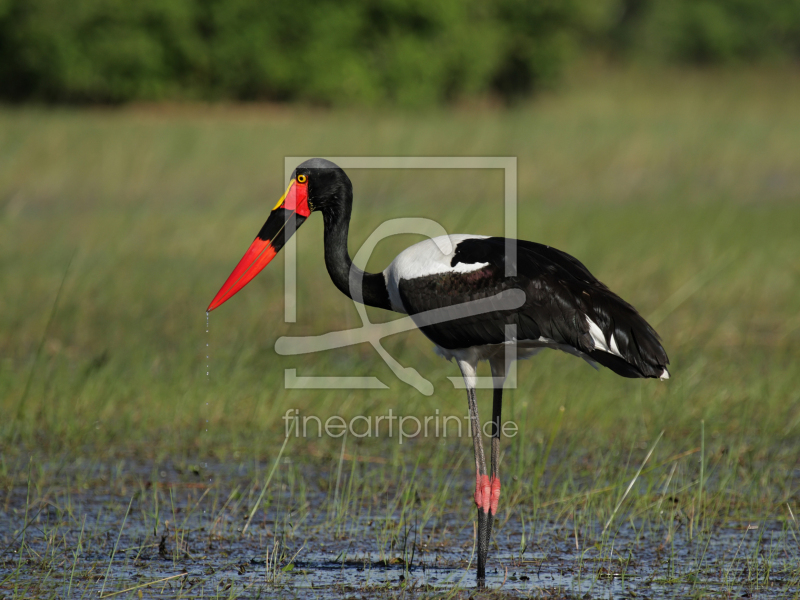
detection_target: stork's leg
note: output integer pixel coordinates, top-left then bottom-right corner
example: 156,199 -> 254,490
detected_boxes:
469,384 -> 492,585
481,358 -> 506,582
485,382 -> 503,558
457,358 -> 490,586
469,384 -> 491,585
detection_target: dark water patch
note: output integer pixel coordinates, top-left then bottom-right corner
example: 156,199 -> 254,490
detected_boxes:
2,457 -> 800,598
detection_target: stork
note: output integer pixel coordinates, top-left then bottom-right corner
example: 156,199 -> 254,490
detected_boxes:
207,158 -> 670,586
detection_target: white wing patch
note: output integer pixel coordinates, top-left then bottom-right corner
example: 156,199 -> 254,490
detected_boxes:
383,234 -> 489,313
586,316 -> 623,358
609,333 -> 621,357
588,315 -> 670,380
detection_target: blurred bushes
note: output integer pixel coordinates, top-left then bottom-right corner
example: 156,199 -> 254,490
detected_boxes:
613,0 -> 800,63
0,0 -> 612,105
0,0 -> 202,102
0,0 -> 798,106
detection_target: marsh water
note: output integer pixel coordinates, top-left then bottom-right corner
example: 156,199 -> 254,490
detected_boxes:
2,456 -> 798,599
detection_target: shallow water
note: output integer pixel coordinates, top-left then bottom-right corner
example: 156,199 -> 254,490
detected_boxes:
2,458 -> 798,599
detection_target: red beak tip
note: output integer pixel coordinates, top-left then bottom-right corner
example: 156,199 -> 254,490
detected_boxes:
207,213 -> 287,315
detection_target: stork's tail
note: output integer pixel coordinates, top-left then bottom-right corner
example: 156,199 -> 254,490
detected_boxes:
583,296 -> 670,380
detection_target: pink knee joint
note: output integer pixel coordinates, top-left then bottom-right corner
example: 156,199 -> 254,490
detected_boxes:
474,474 -> 491,513
490,476 -> 501,515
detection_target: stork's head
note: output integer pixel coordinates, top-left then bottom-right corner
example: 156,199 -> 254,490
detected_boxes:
206,158 -> 350,311
297,158 -> 352,215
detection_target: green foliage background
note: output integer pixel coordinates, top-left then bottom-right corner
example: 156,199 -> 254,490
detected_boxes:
0,0 -> 799,105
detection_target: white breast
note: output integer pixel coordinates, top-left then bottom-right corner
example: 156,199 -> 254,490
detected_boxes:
383,234 -> 489,313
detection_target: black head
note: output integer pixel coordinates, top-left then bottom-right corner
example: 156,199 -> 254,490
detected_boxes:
293,158 -> 352,215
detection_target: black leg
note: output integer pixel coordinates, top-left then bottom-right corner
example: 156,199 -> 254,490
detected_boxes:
485,384 -> 503,565
477,505 -> 488,582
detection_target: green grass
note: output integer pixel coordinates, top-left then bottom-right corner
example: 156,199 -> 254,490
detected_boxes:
1,66 -> 800,597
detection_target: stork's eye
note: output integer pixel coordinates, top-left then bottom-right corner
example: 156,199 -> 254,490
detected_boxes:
297,174 -> 307,184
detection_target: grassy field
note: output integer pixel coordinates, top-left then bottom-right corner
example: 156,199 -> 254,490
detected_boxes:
2,67 -> 800,597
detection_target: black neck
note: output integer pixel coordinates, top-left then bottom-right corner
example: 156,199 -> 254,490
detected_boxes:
322,202 -> 392,311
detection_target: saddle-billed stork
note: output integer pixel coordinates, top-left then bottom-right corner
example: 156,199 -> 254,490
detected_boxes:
207,158 -> 670,586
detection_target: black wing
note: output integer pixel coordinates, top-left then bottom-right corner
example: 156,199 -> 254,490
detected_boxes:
397,237 -> 669,379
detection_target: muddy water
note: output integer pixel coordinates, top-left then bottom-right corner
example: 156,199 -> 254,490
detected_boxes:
2,458 -> 798,599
